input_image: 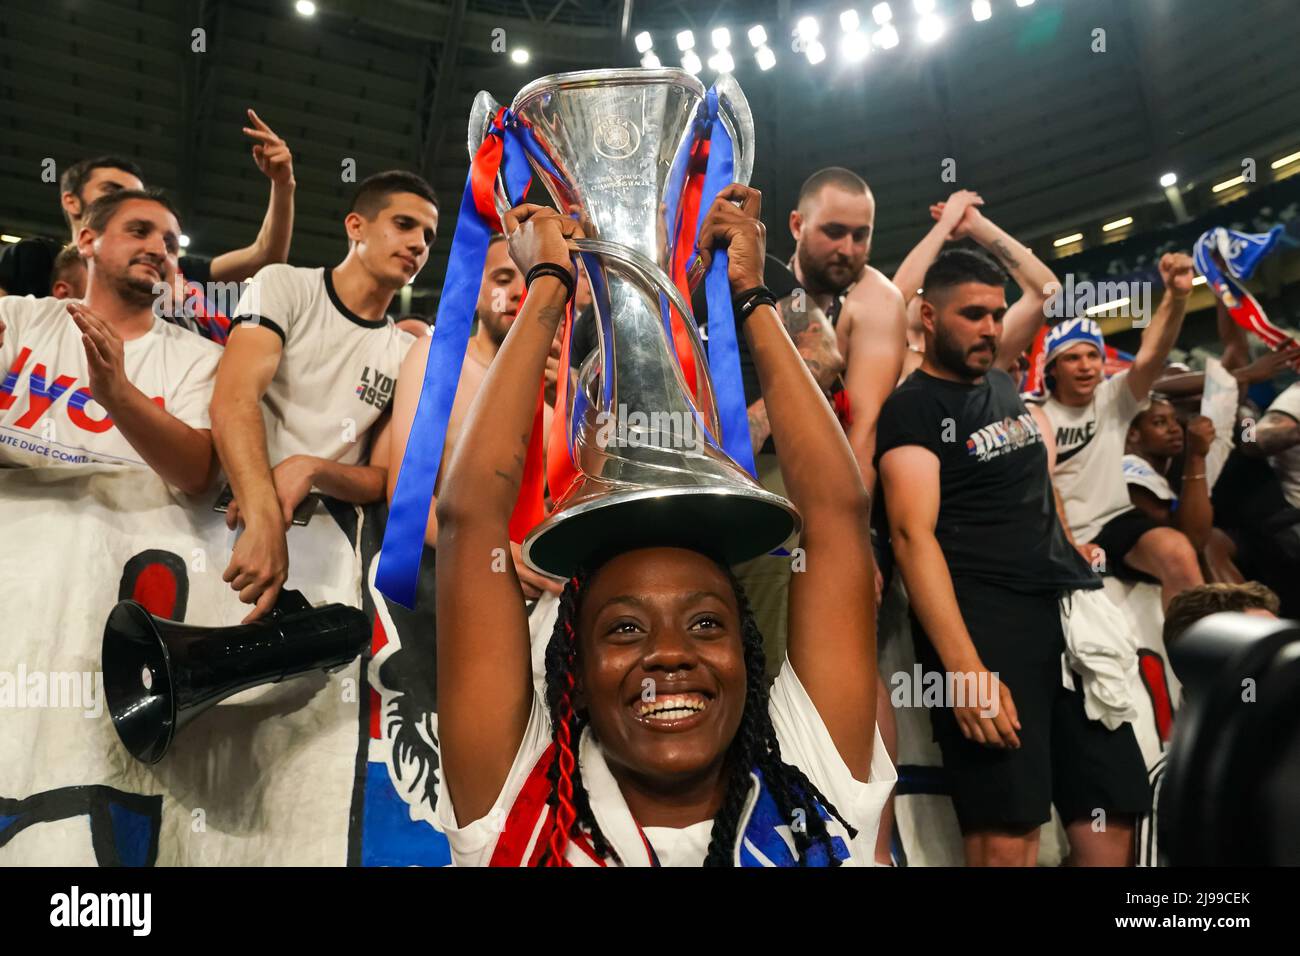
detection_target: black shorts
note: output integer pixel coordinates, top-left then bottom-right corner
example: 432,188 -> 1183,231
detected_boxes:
1090,509 -> 1161,582
910,578 -> 1150,832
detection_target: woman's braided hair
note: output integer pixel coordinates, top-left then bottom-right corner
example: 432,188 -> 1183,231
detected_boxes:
536,555 -> 858,867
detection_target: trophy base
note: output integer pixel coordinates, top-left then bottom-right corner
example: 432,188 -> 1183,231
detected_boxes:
521,484 -> 800,580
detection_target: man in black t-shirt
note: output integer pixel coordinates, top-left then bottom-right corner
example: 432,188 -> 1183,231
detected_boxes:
876,248 -> 1149,867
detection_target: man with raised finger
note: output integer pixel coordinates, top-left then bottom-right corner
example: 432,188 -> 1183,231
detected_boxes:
876,248 -> 1149,867
0,189 -> 220,493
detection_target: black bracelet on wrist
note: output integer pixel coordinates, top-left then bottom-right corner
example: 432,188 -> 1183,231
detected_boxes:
732,285 -> 778,326
525,262 -> 576,301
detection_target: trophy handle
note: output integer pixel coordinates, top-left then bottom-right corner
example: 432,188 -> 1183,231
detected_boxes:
467,90 -> 514,222
711,73 -> 755,188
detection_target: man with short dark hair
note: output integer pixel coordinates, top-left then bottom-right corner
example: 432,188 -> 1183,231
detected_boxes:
0,189 -> 220,493
0,110 -> 296,339
387,233 -> 562,600
49,244 -> 86,300
211,169 -> 439,621
877,248 -> 1150,867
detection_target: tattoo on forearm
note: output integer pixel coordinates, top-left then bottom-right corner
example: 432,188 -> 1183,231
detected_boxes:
748,401 -> 770,449
990,239 -> 1020,271
535,305 -> 564,328
778,296 -> 813,336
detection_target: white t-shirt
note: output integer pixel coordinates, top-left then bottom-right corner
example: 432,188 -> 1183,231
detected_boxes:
1122,453 -> 1176,504
231,265 -> 415,465
1266,383 -> 1300,508
435,657 -> 897,867
0,295 -> 219,472
1035,371 -> 1148,543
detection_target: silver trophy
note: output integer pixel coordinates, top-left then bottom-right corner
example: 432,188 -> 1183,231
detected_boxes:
469,68 -> 798,577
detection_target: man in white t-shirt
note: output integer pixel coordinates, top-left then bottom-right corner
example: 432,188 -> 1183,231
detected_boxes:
211,171 -> 438,621
1029,253 -> 1202,609
0,189 -> 219,494
1239,382 -> 1300,508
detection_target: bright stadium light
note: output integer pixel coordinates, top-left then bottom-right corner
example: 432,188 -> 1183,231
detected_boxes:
0,234 -> 20,243
796,16 -> 820,41
872,2 -> 894,24
917,15 -> 945,42
179,233 -> 192,248
510,48 -> 530,64
677,30 -> 696,51
1271,149 -> 1300,169
875,23 -> 900,48
1212,175 -> 1247,194
841,9 -> 861,32
681,49 -> 702,74
1160,172 -> 1178,188
1016,0 -> 1036,6
635,31 -> 654,53
972,0 -> 992,22
756,45 -> 777,70
1102,216 -> 1134,232
294,0 -> 316,17
914,0 -> 935,14
1085,296 -> 1129,317
712,27 -> 731,49
1053,232 -> 1084,248
641,51 -> 661,68
748,24 -> 768,47
843,29 -> 871,61
708,49 -> 736,73
806,39 -> 827,64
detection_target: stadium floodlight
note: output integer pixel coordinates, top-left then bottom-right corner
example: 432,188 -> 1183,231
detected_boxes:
1053,232 -> 1084,248
635,31 -> 654,53
875,23 -> 900,48
1102,216 -> 1134,232
1160,172 -> 1178,188
748,25 -> 768,47
1016,0 -> 1036,7
708,50 -> 736,73
179,234 -> 191,248
677,30 -> 695,51
1212,175 -> 1247,194
841,9 -> 861,32
843,30 -> 871,61
972,0 -> 992,22
914,0 -> 936,14
712,27 -> 731,49
1271,149 -> 1300,169
510,48 -> 530,64
682,49 -> 702,74
806,39 -> 827,64
295,0 -> 316,17
872,2 -> 893,24
641,51 -> 661,68
917,15 -> 945,42
796,16 -> 820,41
756,45 -> 777,70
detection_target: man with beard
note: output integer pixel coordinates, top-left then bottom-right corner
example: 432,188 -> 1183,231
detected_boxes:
387,234 -> 563,600
876,249 -> 1149,866
0,111 -> 296,342
0,189 -> 220,494
1027,253 -> 1202,610
212,171 -> 437,621
779,167 -> 906,491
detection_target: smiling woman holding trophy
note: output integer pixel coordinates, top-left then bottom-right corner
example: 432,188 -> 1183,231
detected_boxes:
429,69 -> 893,869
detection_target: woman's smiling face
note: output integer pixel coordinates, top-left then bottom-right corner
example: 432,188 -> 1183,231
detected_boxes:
574,547 -> 748,787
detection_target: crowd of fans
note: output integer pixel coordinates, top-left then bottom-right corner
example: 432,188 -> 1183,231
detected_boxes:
1,119 -> 1296,867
